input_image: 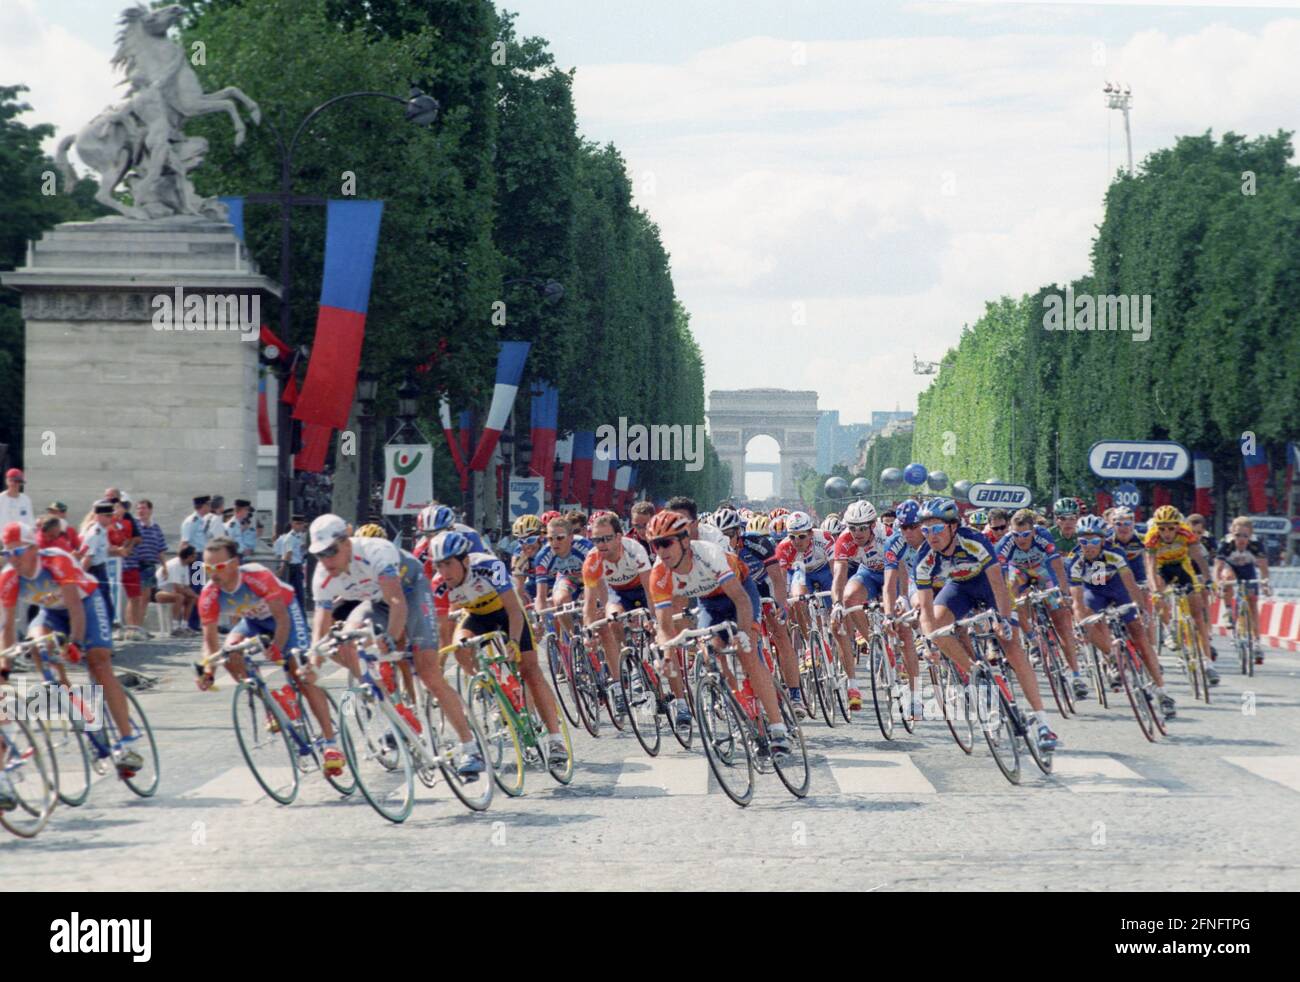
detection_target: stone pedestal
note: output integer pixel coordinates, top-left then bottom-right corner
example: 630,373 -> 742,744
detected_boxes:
0,218 -> 280,542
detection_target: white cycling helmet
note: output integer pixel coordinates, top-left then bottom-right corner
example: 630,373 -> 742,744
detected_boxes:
821,515 -> 845,536
786,510 -> 814,534
844,500 -> 877,526
713,507 -> 743,533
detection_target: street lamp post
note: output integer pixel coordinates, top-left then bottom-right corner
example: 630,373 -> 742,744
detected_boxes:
355,371 -> 378,522
1103,82 -> 1134,175
245,88 -> 440,530
393,378 -> 421,545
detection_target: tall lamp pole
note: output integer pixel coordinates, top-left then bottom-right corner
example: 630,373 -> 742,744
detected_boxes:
1103,82 -> 1134,175
246,88 -> 441,529
355,371 -> 378,522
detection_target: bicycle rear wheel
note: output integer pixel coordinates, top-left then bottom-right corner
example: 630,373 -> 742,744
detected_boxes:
809,631 -> 838,728
791,626 -> 820,722
338,688 -> 415,823
104,684 -> 160,798
544,635 -> 581,728
1084,638 -> 1109,709
308,687 -> 356,797
570,639 -> 603,738
232,682 -> 299,804
621,650 -> 661,757
972,663 -> 1020,785
0,718 -> 57,839
695,676 -> 754,807
869,637 -> 895,741
768,687 -> 810,798
1117,640 -> 1157,742
40,712 -> 90,808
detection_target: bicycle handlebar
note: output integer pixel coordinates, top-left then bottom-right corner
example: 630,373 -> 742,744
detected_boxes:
660,621 -> 738,649
926,609 -> 997,641
1075,603 -> 1138,628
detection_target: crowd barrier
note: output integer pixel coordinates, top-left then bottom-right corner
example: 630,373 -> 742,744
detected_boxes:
1208,595 -> 1300,652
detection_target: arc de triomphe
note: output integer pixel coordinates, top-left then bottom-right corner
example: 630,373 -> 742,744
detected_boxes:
707,389 -> 819,500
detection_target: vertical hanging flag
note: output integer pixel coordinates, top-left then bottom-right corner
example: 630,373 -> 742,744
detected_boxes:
571,431 -> 595,507
592,446 -> 613,509
218,196 -> 245,242
529,382 -> 559,489
257,370 -> 273,445
292,199 -> 386,430
458,410 -> 473,464
295,422 -> 332,473
1243,442 -> 1269,514
555,433 -> 574,504
439,396 -> 469,487
468,341 -> 531,471
1193,451 -> 1214,516
614,465 -> 632,513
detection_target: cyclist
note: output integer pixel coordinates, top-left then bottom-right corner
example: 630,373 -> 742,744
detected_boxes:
966,509 -> 989,534
778,510 -> 861,708
822,514 -> 844,537
581,511 -> 653,713
831,500 -> 891,711
307,515 -> 484,779
1144,505 -> 1217,683
0,521 -> 144,774
1214,516 -> 1270,665
627,501 -> 656,550
912,499 -> 1058,753
877,506 -> 898,542
533,515 -> 593,642
193,536 -> 345,776
508,514 -> 544,603
431,530 -> 567,765
647,511 -> 791,756
1107,506 -> 1154,650
413,503 -> 485,561
881,499 -> 930,719
667,495 -> 730,552
994,508 -> 1088,699
1049,498 -> 1080,558
1068,516 -> 1175,718
720,509 -> 804,719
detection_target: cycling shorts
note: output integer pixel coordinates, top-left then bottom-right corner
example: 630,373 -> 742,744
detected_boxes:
30,593 -> 113,651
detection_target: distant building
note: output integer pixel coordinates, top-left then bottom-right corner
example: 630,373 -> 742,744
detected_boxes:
817,411 -> 874,472
856,415 -> 915,471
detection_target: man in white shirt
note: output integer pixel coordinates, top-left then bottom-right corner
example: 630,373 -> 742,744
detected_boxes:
154,544 -> 199,634
202,494 -> 227,543
0,468 -> 34,528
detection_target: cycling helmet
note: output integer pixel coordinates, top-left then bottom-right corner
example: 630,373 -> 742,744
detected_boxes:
1152,505 -> 1183,525
785,511 -> 814,533
512,514 -> 543,537
430,531 -> 472,562
540,510 -> 562,526
1053,497 -> 1080,517
746,514 -> 771,535
417,503 -> 456,535
355,523 -> 388,539
821,515 -> 844,536
1111,506 -> 1134,522
967,508 -> 989,527
769,507 -> 790,519
645,511 -> 690,540
844,500 -> 877,526
713,507 -> 743,533
771,516 -> 788,536
1076,515 -> 1106,536
895,500 -> 922,526
918,497 -> 960,523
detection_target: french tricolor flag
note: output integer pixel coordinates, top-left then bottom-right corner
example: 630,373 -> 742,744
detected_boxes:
1243,441 -> 1269,514
439,395 -> 469,488
555,433 -> 575,503
1193,451 -> 1214,516
571,431 -> 596,507
592,448 -> 614,509
614,465 -> 632,513
529,382 -> 559,489
469,341 -> 531,471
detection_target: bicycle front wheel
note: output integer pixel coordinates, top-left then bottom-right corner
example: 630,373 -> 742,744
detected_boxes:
232,682 -> 299,805
544,635 -> 581,728
338,688 -> 415,823
972,664 -> 1020,785
425,690 -> 495,812
469,676 -> 524,797
106,685 -> 161,798
695,676 -> 754,807
869,637 -> 895,741
38,711 -> 90,808
769,687 -> 810,799
932,656 -> 973,754
0,717 -> 57,839
621,651 -> 661,757
1117,640 -> 1158,742
570,640 -> 603,738
809,631 -> 838,728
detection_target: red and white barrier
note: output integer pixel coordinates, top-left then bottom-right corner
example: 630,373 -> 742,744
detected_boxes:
1209,597 -> 1300,652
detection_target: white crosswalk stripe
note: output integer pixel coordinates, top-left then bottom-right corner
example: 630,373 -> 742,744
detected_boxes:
1050,755 -> 1167,793
179,766 -> 289,804
1222,755 -> 1300,793
615,752 -> 709,795
823,751 -> 937,794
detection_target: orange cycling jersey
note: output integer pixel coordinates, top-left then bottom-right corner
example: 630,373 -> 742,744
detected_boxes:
1142,522 -> 1199,568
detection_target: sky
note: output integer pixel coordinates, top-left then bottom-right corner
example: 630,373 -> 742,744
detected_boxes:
5,0 -> 1300,484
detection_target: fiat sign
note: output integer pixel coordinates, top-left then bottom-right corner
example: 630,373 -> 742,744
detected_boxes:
1088,440 -> 1190,481
967,483 -> 1033,508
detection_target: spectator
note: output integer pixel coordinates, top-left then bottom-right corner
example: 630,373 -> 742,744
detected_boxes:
273,515 -> 307,608
203,495 -> 227,543
0,468 -> 33,527
155,544 -> 199,635
107,495 -> 143,638
181,495 -> 211,553
80,499 -> 116,624
131,499 -> 167,637
35,506 -> 80,553
225,498 -> 258,558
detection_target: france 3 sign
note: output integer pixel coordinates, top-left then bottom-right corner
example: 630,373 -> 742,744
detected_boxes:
383,445 -> 433,514
508,478 -> 545,522
1089,440 -> 1190,482
966,483 -> 1033,508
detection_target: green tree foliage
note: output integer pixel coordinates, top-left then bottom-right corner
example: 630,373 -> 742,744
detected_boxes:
913,131 -> 1300,513
0,85 -> 106,462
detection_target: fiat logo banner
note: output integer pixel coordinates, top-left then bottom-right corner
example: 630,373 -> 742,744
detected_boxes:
967,483 -> 1033,508
1088,440 -> 1190,481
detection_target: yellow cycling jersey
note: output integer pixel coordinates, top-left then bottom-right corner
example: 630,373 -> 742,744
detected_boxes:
1142,522 -> 1198,568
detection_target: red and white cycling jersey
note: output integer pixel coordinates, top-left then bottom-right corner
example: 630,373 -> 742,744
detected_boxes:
0,548 -> 98,611
649,540 -> 745,608
581,537 -> 651,592
197,563 -> 294,625
774,529 -> 835,574
832,529 -> 886,573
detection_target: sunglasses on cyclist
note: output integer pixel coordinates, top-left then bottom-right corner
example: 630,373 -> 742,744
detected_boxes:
1012,529 -> 1034,539
847,523 -> 871,532
315,542 -> 343,559
1,545 -> 33,558
900,523 -> 920,532
650,536 -> 681,552
1115,521 -> 1134,528
920,523 -> 948,536
548,533 -> 569,541
517,535 -> 540,546
988,524 -> 1007,534
202,559 -> 238,575
591,533 -> 617,545
791,532 -> 812,541
1077,536 -> 1104,545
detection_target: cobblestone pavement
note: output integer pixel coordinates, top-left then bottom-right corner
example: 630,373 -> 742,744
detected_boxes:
4,634 -> 1298,891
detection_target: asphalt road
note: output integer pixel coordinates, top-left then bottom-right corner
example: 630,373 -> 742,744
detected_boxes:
4,633 -> 1299,891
